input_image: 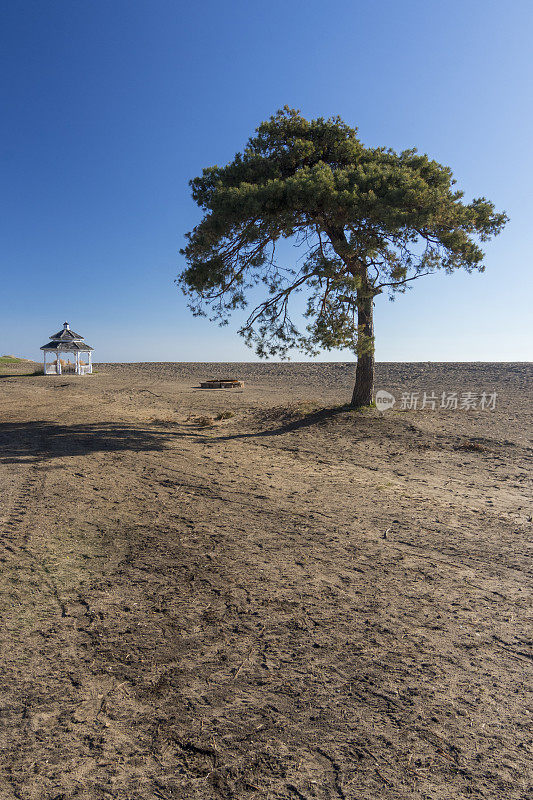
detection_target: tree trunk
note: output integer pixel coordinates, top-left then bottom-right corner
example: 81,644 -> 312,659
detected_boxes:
322,226 -> 376,406
351,288 -> 375,407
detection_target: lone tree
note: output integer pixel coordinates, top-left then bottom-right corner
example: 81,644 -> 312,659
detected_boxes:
178,108 -> 507,406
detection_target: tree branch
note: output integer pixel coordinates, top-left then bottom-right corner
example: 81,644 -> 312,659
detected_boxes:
377,271 -> 433,290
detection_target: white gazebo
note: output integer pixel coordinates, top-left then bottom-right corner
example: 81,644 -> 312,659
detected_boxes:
40,322 -> 94,375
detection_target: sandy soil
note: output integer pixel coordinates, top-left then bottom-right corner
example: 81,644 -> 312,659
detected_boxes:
0,362 -> 531,800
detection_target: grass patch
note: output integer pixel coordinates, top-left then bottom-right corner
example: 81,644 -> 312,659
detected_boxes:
0,356 -> 26,364
196,415 -> 215,427
149,417 -> 178,427
215,410 -> 235,420
455,440 -> 486,452
352,401 -> 377,412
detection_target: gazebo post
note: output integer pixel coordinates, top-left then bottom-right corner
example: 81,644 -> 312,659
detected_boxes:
43,351 -> 46,374
57,351 -> 61,375
88,351 -> 92,374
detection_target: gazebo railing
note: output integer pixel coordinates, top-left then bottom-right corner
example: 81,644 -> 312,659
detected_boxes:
43,358 -> 92,375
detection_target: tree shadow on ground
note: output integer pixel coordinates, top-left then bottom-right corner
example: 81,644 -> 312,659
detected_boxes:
0,420 -> 172,464
212,404 -> 373,441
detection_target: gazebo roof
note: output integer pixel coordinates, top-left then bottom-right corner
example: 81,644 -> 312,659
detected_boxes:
50,328 -> 83,341
40,341 -> 94,352
49,322 -> 84,341
40,322 -> 94,351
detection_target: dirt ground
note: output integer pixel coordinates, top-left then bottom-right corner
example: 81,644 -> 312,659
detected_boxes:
0,361 -> 531,800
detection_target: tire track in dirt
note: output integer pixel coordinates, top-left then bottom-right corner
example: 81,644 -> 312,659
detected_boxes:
0,448 -> 162,797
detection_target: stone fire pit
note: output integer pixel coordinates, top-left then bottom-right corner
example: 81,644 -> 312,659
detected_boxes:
199,379 -> 244,389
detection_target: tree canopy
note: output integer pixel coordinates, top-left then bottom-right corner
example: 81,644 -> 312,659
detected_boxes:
178,107 -> 507,400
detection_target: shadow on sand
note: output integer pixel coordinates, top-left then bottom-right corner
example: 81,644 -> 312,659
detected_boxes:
0,407 -> 375,464
212,403 -> 370,442
0,370 -> 43,379
0,420 -> 173,464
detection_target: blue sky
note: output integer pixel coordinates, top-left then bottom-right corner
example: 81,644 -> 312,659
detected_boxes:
1,0 -> 532,362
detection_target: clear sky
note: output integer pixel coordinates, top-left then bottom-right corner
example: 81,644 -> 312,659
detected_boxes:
1,0 -> 532,362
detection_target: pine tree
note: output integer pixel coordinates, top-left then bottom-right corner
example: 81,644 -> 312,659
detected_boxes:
179,108 -> 507,405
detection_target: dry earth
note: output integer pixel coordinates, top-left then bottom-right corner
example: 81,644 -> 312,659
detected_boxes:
0,362 -> 531,800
